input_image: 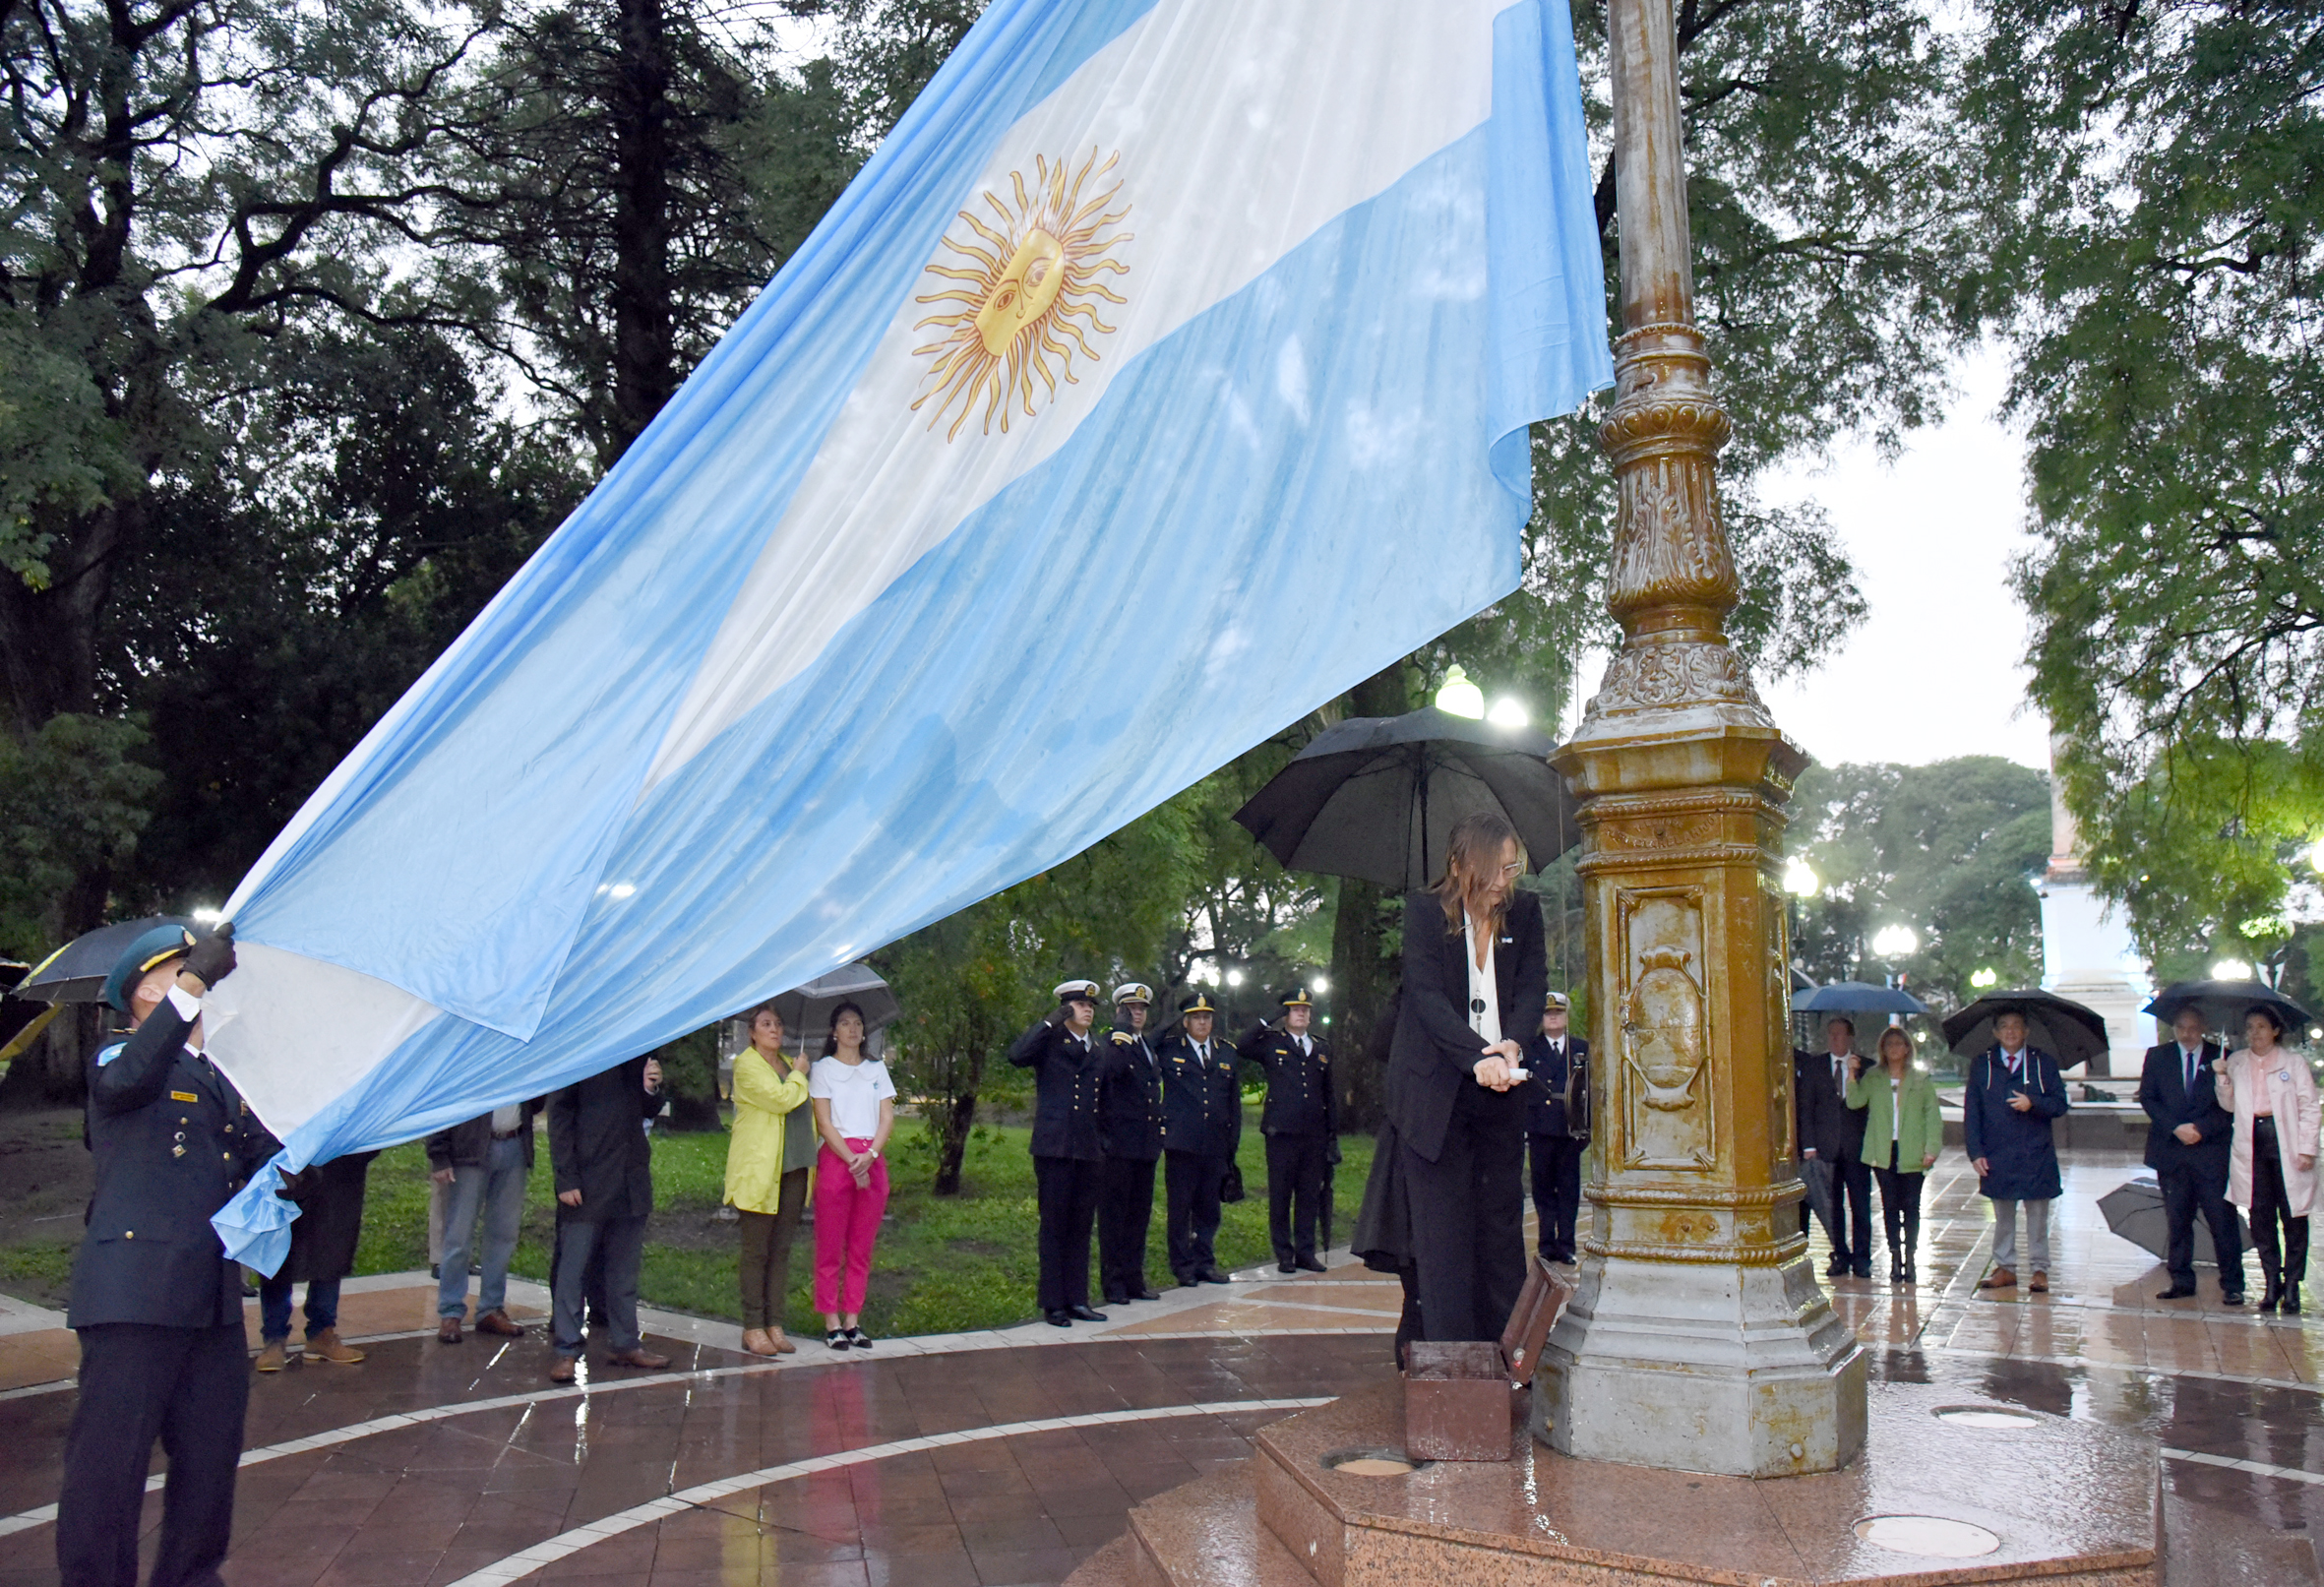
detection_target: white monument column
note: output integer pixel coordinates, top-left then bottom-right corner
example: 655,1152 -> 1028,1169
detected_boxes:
2036,736 -> 2153,1076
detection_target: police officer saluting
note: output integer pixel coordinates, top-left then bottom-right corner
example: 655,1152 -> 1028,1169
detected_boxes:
60,922 -> 278,1587
1009,980 -> 1109,1326
1158,991 -> 1240,1286
1097,983 -> 1165,1307
1239,985 -> 1336,1274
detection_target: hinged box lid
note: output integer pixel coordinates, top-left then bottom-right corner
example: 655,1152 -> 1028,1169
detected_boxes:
1498,1255 -> 1574,1384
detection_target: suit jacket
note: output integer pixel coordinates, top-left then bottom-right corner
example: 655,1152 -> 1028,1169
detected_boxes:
1239,1025 -> 1336,1137
1156,1028 -> 1243,1159
426,1099 -> 543,1173
1385,889 -> 1547,1164
1961,1046 -> 2070,1201
1795,1048 -> 1871,1162
69,1002 -> 276,1329
1523,1032 -> 1589,1138
2136,1040 -> 2232,1175
546,1057 -> 660,1221
1097,1023 -> 1165,1161
1009,1018 -> 1105,1161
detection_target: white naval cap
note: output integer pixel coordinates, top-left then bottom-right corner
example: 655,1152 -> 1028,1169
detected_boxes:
1054,979 -> 1102,1005
1113,982 -> 1153,1006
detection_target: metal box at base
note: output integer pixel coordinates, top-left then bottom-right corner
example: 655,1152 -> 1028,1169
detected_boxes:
1404,1341 -> 1511,1461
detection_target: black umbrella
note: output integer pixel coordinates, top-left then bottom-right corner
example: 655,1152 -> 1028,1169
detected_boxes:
2142,980 -> 2312,1040
1793,981 -> 1930,1017
1941,989 -> 2110,1069
1231,707 -> 1578,890
2099,1177 -> 2248,1267
15,916 -> 198,1005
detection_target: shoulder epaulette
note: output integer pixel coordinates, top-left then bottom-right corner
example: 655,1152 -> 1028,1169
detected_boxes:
1111,1032 -> 1133,1045
93,1042 -> 127,1068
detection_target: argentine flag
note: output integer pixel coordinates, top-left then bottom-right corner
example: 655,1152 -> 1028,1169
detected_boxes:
210,0 -> 1612,1265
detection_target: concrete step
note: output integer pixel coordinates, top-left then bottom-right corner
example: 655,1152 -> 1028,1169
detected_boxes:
1118,1463 -> 1319,1587
2161,1487 -> 2323,1586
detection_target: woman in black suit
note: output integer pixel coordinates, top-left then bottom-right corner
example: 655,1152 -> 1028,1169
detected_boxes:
1357,810 -> 1546,1348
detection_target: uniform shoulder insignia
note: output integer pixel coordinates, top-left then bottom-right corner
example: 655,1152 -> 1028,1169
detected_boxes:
93,1042 -> 126,1068
1111,1032 -> 1132,1044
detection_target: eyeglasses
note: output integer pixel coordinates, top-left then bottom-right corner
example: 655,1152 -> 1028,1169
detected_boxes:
1498,862 -> 1524,878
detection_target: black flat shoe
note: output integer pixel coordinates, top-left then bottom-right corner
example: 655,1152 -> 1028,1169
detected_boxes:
844,1328 -> 874,1349
1296,1255 -> 1328,1273
1067,1305 -> 1107,1322
1045,1310 -> 1072,1327
825,1330 -> 849,1350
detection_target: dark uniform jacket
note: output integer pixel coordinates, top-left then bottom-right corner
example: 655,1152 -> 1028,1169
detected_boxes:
427,1099 -> 543,1172
1238,1025 -> 1336,1137
1523,1031 -> 1589,1138
1097,1022 -> 1165,1161
2136,1040 -> 2232,1175
1156,1028 -> 1242,1159
70,1001 -> 277,1329
1795,1048 -> 1871,1162
1009,1019 -> 1105,1161
547,1057 -> 660,1220
279,1150 -> 381,1285
1961,1045 -> 2071,1201
1385,889 -> 1547,1164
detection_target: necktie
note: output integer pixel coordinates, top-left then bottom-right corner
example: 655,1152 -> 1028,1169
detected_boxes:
2184,1047 -> 2199,1096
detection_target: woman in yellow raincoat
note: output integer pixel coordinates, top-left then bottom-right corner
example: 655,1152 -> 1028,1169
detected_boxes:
725,1003 -> 813,1355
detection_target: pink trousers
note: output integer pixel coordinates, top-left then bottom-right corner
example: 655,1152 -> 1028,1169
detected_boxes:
813,1139 -> 888,1313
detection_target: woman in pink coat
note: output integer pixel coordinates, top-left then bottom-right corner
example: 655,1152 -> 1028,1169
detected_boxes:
2214,1007 -> 2320,1314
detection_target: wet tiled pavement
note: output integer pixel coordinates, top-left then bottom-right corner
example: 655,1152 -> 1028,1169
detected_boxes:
0,1148 -> 2314,1584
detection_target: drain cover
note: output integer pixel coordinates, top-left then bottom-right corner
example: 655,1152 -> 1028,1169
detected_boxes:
1855,1516 -> 2000,1558
1323,1449 -> 1420,1477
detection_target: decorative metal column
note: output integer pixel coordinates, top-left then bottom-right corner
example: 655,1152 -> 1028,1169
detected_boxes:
1535,0 -> 1866,1477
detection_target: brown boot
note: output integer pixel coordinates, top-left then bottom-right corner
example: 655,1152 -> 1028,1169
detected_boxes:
1978,1266 -> 2017,1290
302,1328 -> 366,1365
474,1309 -> 523,1337
770,1329 -> 798,1355
607,1346 -> 671,1371
255,1340 -> 289,1373
741,1328 -> 780,1358
549,1354 -> 577,1383
2028,1270 -> 2049,1294
438,1315 -> 462,1344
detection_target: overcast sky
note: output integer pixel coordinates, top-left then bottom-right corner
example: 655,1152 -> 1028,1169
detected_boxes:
1560,346 -> 2051,774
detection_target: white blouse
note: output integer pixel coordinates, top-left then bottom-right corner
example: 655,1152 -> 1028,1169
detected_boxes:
810,1056 -> 895,1140
1464,910 -> 1500,1047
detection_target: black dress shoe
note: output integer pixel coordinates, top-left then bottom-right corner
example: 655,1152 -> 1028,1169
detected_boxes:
1068,1304 -> 1108,1321
1133,1286 -> 1162,1301
1277,1261 -> 1297,1274
1045,1310 -> 1072,1327
2220,1291 -> 2244,1307
1296,1255 -> 1328,1273
1824,1254 -> 1850,1278
2156,1285 -> 2198,1301
1198,1267 -> 1231,1285
1104,1293 -> 1130,1308
1851,1261 -> 1872,1279
1176,1272 -> 1200,1289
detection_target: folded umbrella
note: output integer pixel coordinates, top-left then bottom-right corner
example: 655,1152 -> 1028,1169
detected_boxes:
1232,707 -> 1578,890
15,916 -> 198,1005
2098,1176 -> 2248,1268
1792,981 -> 1930,1016
1941,989 -> 2110,1069
2142,980 -> 2312,1040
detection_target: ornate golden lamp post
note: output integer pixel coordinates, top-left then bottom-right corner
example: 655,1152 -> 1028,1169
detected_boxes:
1538,0 -> 1866,1476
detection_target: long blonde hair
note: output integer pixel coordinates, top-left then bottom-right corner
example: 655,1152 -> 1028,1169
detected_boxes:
1434,810 -> 1525,935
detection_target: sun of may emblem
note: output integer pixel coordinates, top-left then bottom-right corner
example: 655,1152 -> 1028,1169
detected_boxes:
910,150 -> 1132,441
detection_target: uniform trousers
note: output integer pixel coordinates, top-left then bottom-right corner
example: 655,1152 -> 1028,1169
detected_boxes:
2158,1155 -> 2242,1292
1034,1154 -> 1104,1311
1265,1132 -> 1330,1264
58,1321 -> 248,1587
1098,1154 -> 1157,1299
1527,1131 -> 1584,1262
1165,1149 -> 1230,1279
552,1213 -> 646,1356
2249,1117 -> 2312,1286
814,1141 -> 889,1315
737,1167 -> 810,1331
1401,1086 -> 1527,1342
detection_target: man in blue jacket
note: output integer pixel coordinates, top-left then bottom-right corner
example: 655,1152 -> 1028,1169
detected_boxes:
2136,1007 -> 2243,1304
1963,1008 -> 2071,1293
59,922 -> 275,1587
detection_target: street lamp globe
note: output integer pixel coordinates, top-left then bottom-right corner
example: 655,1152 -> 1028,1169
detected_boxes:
1870,924 -> 1920,959
2212,957 -> 2253,981
1225,969 -> 1245,988
1435,665 -> 1486,719
1312,974 -> 1329,993
1486,697 -> 1530,728
1782,857 -> 1819,898
1970,967 -> 1999,990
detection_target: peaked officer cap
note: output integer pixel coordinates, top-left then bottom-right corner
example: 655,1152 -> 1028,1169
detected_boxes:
1278,984 -> 1315,1008
1179,991 -> 1222,1017
1113,982 -> 1153,1006
1544,990 -> 1571,1011
1055,979 -> 1102,1006
103,925 -> 198,1012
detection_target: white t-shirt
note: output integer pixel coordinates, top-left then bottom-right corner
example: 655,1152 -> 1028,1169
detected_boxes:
1464,910 -> 1501,1047
810,1056 -> 895,1140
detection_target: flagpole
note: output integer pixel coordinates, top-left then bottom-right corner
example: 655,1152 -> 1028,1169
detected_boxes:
1537,0 -> 1869,1476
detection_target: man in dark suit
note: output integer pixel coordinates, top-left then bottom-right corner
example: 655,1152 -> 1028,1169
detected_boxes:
546,1056 -> 672,1381
1158,992 -> 1240,1286
1009,980 -> 1109,1325
1096,983 -> 1165,1307
1239,984 -> 1336,1274
58,922 -> 274,1587
1523,992 -> 1588,1266
1796,1015 -> 1872,1278
2137,1006 -> 2244,1304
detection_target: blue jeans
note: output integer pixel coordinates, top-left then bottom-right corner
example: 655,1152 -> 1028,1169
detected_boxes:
259,1271 -> 339,1343
438,1132 -> 530,1318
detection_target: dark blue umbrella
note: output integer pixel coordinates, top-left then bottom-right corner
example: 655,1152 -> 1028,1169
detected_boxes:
15,916 -> 197,1005
1791,981 -> 1929,1016
2142,980 -> 2310,1039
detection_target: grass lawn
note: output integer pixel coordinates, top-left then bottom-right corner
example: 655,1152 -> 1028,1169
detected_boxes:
354,1109 -> 1379,1339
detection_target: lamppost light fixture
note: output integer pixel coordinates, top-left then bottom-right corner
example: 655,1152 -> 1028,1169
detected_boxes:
1870,924 -> 1920,959
1312,974 -> 1329,993
1970,967 -> 1999,989
1782,857 -> 1819,898
2212,957 -> 2253,981
1225,969 -> 1245,987
1435,665 -> 1486,719
1486,697 -> 1530,728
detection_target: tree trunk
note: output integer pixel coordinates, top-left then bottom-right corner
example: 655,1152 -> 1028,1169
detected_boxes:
608,0 -> 676,461
932,1087 -> 977,1196
1327,658 -> 1414,1130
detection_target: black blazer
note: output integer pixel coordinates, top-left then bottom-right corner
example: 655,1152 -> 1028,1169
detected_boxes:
2137,1040 -> 2234,1173
1009,1018 -> 1106,1161
546,1057 -> 660,1221
1524,1032 -> 1589,1137
1096,1024 -> 1165,1161
1795,1048 -> 1870,1162
427,1099 -> 543,1173
1386,889 -> 1547,1163
70,1002 -> 276,1329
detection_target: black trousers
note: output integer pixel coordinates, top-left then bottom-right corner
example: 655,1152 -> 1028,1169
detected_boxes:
2158,1156 -> 2242,1291
1165,1149 -> 1230,1278
1527,1131 -> 1584,1261
58,1321 -> 249,1587
1401,1087 -> 1526,1342
2249,1118 -> 2312,1287
1266,1131 -> 1330,1264
1033,1154 -> 1103,1311
1098,1154 -> 1158,1299
1872,1160 -> 1924,1253
1832,1153 -> 1873,1265
552,1213 -> 645,1355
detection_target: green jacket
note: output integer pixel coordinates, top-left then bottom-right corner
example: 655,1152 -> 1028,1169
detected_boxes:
1846,1063 -> 1943,1173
